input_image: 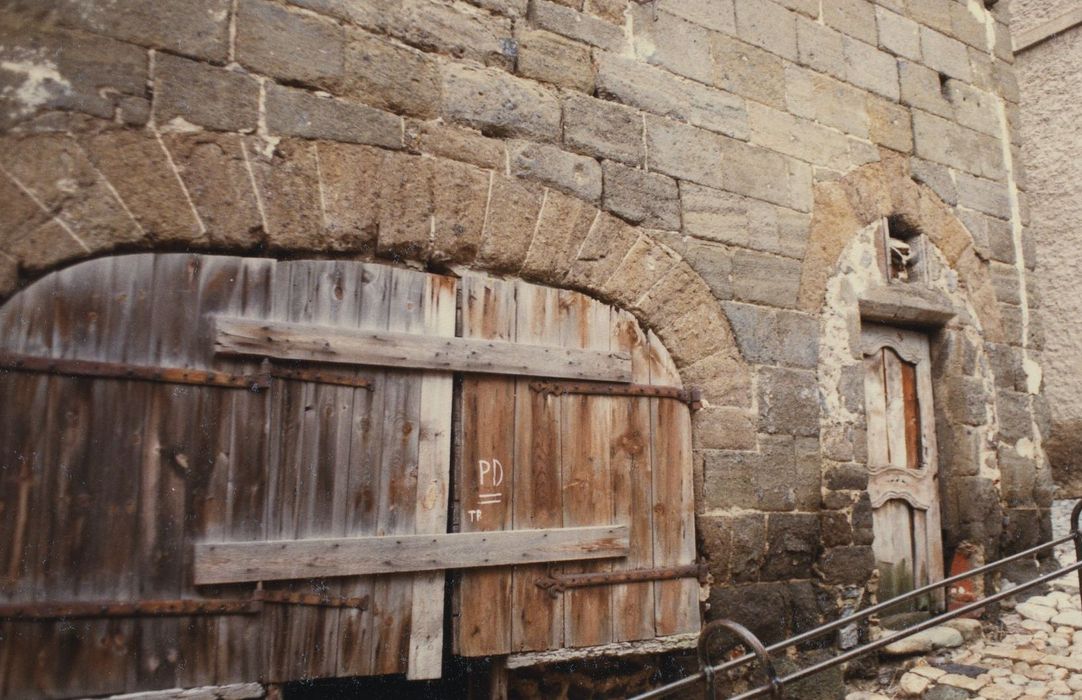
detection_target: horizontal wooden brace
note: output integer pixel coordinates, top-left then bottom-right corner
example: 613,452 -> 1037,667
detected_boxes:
535,561 -> 709,598
213,316 -> 633,383
194,525 -> 629,585
529,381 -> 703,409
0,598 -> 261,620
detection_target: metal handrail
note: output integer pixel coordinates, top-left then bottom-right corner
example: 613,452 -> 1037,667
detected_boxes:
631,500 -> 1082,699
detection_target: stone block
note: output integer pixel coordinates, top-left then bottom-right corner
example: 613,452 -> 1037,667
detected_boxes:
697,514 -> 732,583
529,0 -> 626,52
682,184 -> 747,246
6,219 -> 86,271
912,110 -> 1003,181
704,434 -> 820,511
750,101 -> 854,169
818,546 -> 874,585
388,0 -> 514,68
600,235 -> 679,309
0,256 -> 16,297
909,157 -> 957,205
679,349 -> 752,408
712,33 -> 786,110
163,132 -> 265,248
875,6 -> 921,61
821,511 -> 852,547
693,406 -> 756,450
441,63 -> 561,141
653,301 -> 734,366
519,188 -> 595,282
720,138 -> 803,210
684,240 -> 734,301
0,26 -> 148,128
313,141 -> 382,251
999,444 -> 1037,508
732,249 -> 801,308
899,59 -> 953,119
645,117 -> 724,189
822,0 -> 876,45
920,26 -> 972,82
795,15 -> 845,80
733,0 -> 797,62
585,0 -> 624,24
723,302 -> 819,368
906,0 -> 952,33
404,120 -> 505,170
601,161 -> 679,229
595,53 -> 748,139
657,0 -> 735,33
707,582 -> 789,643
562,93 -> 643,166
956,172 -> 1011,220
236,0 -> 345,89
990,262 -> 1021,305
477,175 -> 545,273
0,169 -> 50,252
824,463 -> 868,491
243,138 -> 325,251
432,159 -> 489,264
52,0 -> 229,62
376,152 -> 433,259
996,389 -> 1033,443
265,83 -> 402,148
343,31 -> 441,118
509,140 -> 601,202
784,64 -> 869,139
866,95 -> 913,153
154,53 -> 260,133
762,512 -> 821,581
516,29 -> 594,93
944,80 -> 1000,138
465,0 -> 528,17
632,6 -> 713,85
944,376 -> 989,426
843,35 -> 899,101
757,366 -> 819,436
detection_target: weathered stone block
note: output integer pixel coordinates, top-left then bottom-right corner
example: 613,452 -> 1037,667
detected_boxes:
236,0 -> 345,89
441,63 -> 561,141
154,53 -> 259,133
632,6 -> 712,85
693,406 -> 756,450
899,59 -> 954,119
681,184 -> 747,247
389,0 -> 514,69
595,53 -> 749,138
657,0 -> 735,33
990,262 -> 1021,305
244,138 -> 325,251
164,132 -> 264,248
600,235 -> 679,309
913,110 -> 1003,181
723,301 -> 819,368
313,141 -> 382,251
708,582 -> 788,643
720,139 -> 802,210
909,157 -> 957,205
795,15 -> 845,80
516,28 -> 594,93
920,26 -> 972,83
0,170 -> 50,254
875,6 -> 921,61
762,513 -> 821,581
822,0 -> 876,45
562,93 -> 643,166
0,256 -> 16,297
265,83 -> 403,148
432,159 -> 489,264
703,434 -> 820,511
748,101 -> 854,170
645,117 -> 724,189
477,175 -> 545,273
732,249 -> 801,308
684,239 -> 734,301
509,140 -> 601,202
343,31 -> 441,118
697,513 -> 732,583
601,161 -> 679,229
529,0 -> 625,51
996,389 -> 1033,443
867,95 -> 913,153
404,120 -> 505,170
821,511 -> 852,547
733,0 -> 797,62
376,152 -> 433,259
945,80 -> 1000,138
784,64 -> 869,139
818,546 -> 875,585
712,33 -> 786,110
843,35 -> 900,101
731,515 -> 766,581
956,172 -> 1011,220
679,349 -> 752,408
824,463 -> 868,491
565,212 -> 641,292
998,444 -> 1037,508
585,0 -> 623,24
519,187 -> 595,282
757,366 -> 820,436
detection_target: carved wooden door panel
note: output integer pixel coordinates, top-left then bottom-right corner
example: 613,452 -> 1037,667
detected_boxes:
862,324 -> 944,607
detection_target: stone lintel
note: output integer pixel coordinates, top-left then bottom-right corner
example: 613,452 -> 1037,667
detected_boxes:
859,284 -> 957,328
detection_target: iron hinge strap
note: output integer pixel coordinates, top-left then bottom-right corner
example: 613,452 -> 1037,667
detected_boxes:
529,381 -> 703,410
536,561 -> 710,598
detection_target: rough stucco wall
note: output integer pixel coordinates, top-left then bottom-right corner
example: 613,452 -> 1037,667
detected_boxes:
1009,0 -> 1080,35
1014,21 -> 1082,492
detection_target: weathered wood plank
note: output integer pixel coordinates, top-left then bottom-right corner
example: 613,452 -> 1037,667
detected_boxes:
407,274 -> 457,680
863,350 -> 889,468
456,275 -> 517,657
882,348 -> 908,469
194,526 -> 630,585
214,316 -> 632,382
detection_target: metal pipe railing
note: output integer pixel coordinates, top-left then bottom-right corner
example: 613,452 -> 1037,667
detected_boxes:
632,500 -> 1082,700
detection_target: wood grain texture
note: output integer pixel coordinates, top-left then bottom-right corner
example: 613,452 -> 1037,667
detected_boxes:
214,316 -> 633,382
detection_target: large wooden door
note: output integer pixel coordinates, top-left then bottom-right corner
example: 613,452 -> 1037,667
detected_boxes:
0,255 -> 699,698
862,324 -> 944,606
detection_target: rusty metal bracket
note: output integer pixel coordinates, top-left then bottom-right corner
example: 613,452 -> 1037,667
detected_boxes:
254,589 -> 369,610
530,381 -> 703,410
0,598 -> 262,620
0,352 -> 373,392
536,561 -> 709,598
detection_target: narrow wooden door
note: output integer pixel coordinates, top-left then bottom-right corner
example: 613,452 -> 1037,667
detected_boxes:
862,324 -> 944,606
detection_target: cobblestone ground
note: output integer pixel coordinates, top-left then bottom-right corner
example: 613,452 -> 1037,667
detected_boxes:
846,502 -> 1082,700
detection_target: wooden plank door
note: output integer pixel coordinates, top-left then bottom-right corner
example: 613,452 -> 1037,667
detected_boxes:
455,276 -> 700,656
862,324 -> 944,607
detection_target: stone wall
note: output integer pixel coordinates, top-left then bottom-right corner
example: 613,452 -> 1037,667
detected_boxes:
0,0 -> 1047,665
1011,5 -> 1082,496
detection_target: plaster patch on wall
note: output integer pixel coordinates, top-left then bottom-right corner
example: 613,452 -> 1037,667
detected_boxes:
0,53 -> 71,119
